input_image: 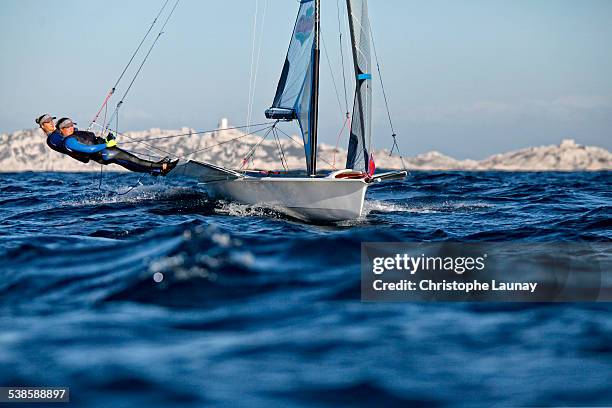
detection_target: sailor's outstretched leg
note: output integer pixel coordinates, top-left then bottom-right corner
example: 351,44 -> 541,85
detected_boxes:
98,147 -> 178,175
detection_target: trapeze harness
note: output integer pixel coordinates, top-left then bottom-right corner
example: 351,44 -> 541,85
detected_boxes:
46,130 -> 166,174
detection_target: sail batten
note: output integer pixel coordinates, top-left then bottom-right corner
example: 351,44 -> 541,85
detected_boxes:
345,0 -> 372,172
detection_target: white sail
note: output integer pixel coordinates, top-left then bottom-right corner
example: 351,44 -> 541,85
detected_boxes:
266,0 -> 319,175
345,0 -> 372,173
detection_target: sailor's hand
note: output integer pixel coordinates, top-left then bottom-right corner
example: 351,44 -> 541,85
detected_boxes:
106,133 -> 116,142
106,139 -> 117,148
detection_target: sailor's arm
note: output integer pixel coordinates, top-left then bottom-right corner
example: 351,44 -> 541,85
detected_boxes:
64,137 -> 107,154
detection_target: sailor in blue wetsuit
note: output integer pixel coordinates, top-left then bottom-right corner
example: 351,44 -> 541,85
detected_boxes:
37,114 -> 177,175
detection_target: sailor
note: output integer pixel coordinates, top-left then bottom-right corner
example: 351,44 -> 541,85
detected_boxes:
36,114 -> 177,175
36,113 -> 92,164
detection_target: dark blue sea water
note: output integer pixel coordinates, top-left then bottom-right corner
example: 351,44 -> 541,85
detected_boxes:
1,171 -> 611,407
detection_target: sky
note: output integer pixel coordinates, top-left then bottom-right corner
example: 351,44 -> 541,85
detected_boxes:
1,0 -> 611,159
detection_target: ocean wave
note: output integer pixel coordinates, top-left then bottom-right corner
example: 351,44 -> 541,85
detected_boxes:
1,171 -> 611,407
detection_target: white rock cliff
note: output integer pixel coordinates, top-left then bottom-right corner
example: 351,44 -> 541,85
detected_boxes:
1,120 -> 610,172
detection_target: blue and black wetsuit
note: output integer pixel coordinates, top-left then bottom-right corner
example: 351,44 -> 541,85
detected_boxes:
47,130 -> 166,174
46,129 -> 90,163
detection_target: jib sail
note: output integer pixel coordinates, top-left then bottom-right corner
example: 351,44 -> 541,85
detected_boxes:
265,0 -> 320,175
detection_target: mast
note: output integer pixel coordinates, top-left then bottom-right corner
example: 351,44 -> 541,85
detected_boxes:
309,0 -> 321,176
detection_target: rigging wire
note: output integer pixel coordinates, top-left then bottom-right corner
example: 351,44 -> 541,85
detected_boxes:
336,0 -> 350,114
90,122 -> 172,158
240,124 -> 275,169
112,0 -> 172,93
243,0 -> 268,143
184,124 -> 274,160
332,114 -> 350,169
274,126 -> 336,169
246,0 -> 258,132
368,24 -> 395,138
94,123 -> 275,161
103,0 -> 181,134
321,32 -> 345,119
368,21 -> 407,171
272,128 -> 289,172
251,0 -> 268,128
90,121 -> 278,165
116,121 -> 275,143
89,0 -> 171,129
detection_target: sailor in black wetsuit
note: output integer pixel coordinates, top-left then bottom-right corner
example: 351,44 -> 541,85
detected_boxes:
36,114 -> 87,163
36,114 -> 177,175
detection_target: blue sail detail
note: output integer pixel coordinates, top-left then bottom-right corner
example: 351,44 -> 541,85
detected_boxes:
265,0 -> 316,172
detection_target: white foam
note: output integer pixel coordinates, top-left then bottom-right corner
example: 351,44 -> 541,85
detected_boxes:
363,200 -> 493,216
61,184 -> 197,206
215,200 -> 284,219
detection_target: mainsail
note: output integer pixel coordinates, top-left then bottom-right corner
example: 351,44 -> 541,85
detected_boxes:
266,0 -> 320,175
345,0 -> 372,172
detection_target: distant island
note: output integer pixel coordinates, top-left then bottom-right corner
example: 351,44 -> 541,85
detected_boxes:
1,119 -> 610,172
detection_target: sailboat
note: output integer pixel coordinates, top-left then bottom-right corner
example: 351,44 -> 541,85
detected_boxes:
172,0 -> 406,222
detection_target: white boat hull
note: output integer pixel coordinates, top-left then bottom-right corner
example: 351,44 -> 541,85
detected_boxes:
205,174 -> 368,222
